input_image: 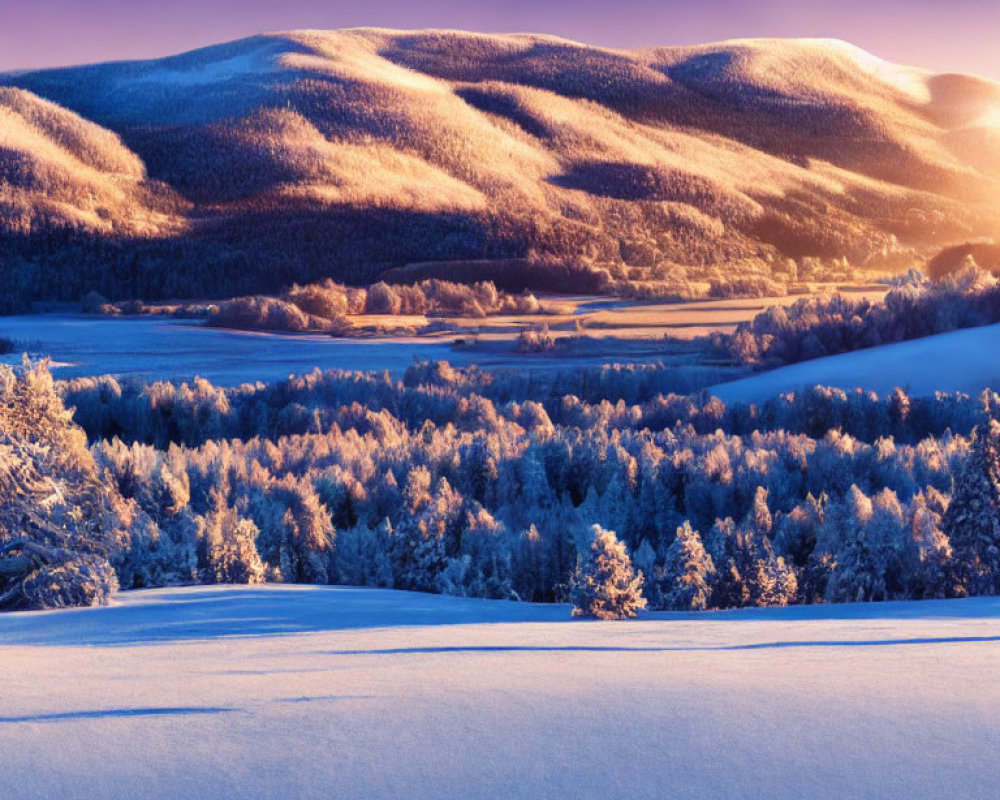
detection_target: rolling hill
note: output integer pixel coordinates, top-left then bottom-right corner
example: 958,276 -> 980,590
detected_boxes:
2,29 -> 1000,301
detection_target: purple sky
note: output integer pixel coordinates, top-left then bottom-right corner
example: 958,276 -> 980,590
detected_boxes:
2,0 -> 999,79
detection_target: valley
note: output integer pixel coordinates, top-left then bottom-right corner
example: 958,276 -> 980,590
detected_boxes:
3,19 -> 1000,800
3,287 -> 887,385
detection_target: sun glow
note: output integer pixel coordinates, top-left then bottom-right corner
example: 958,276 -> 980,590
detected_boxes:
979,106 -> 1000,127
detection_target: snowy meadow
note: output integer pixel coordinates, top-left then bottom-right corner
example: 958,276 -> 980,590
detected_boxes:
3,585 -> 999,800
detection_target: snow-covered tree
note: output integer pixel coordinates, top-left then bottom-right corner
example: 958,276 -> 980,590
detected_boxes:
570,525 -> 647,620
201,491 -> 265,585
654,522 -> 715,610
826,487 -> 905,603
706,488 -> 797,608
942,421 -> 1000,596
0,361 -> 127,610
333,520 -> 393,588
906,487 -> 951,598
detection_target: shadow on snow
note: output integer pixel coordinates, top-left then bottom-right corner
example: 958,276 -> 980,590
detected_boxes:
1,585 -> 999,648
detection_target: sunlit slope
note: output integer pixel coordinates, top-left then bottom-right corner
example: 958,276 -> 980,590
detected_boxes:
0,88 -> 180,235
3,30 -> 1000,294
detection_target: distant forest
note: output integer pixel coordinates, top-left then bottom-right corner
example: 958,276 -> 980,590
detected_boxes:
0,218 -> 863,309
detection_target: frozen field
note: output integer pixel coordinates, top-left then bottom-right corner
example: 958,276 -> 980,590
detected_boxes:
712,322 -> 1000,403
0,314 -> 673,385
2,314 -> 456,383
2,585 -> 999,800
0,290 -> 883,386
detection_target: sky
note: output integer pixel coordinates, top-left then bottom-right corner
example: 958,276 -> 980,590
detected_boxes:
1,0 -> 999,80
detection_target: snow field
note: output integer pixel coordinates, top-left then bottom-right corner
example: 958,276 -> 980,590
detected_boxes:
2,585 -> 999,800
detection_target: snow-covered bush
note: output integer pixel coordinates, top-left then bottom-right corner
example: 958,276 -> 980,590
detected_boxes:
515,325 -> 556,353
209,295 -> 319,332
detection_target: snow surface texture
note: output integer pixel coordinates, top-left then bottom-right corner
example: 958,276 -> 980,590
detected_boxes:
2,585 -> 999,800
712,321 -> 1000,403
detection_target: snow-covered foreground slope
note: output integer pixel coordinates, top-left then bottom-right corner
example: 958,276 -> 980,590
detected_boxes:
2,586 -> 999,799
712,321 -> 1000,403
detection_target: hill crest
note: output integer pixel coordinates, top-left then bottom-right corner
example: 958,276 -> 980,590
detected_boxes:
1,29 -> 999,300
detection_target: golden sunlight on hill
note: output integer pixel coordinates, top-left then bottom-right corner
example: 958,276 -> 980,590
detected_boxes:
1,29 -> 999,300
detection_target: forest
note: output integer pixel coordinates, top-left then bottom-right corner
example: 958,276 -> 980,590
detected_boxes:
720,261 -> 1000,366
3,343 -> 1000,612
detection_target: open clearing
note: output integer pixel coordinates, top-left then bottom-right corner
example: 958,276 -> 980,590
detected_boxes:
336,287 -> 887,341
0,313 -> 677,384
3,288 -> 884,386
1,585 -> 998,800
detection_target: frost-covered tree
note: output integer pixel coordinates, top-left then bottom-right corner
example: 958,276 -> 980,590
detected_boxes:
942,421 -> 1000,596
570,525 -> 647,620
200,490 -> 265,585
654,522 -> 715,610
0,362 -> 126,610
393,478 -> 461,593
251,476 -> 333,584
333,520 -> 393,588
906,487 -> 951,598
707,488 -> 797,608
446,505 -> 515,599
826,487 -> 905,603
511,524 -> 548,602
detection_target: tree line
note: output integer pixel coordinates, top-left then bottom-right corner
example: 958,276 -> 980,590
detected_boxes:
0,354 -> 991,612
722,262 -> 1000,366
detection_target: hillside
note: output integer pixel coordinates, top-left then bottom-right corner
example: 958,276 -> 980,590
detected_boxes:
711,319 -> 1000,403
2,30 -> 1000,300
0,89 -> 179,235
2,585 -> 999,799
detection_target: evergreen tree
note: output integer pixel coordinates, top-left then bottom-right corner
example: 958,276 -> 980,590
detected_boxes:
569,525 -> 647,620
0,362 -> 126,610
942,421 -> 1000,596
654,522 -> 715,610
826,487 -> 905,603
709,490 -> 797,608
906,487 -> 951,598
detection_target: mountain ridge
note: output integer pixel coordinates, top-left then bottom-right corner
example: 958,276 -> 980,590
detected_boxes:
1,28 -> 999,301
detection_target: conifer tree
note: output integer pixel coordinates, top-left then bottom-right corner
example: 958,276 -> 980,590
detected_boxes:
942,421 -> 1000,596
654,522 -> 715,610
570,525 -> 647,620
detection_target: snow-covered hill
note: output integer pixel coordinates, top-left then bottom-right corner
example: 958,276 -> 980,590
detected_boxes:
711,319 -> 1000,403
2,30 -> 1000,299
2,584 -> 998,799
